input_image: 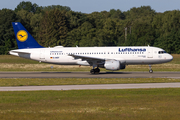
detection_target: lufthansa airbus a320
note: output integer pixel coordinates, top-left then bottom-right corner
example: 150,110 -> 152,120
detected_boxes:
10,22 -> 173,74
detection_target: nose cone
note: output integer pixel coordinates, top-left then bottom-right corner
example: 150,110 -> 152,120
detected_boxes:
168,54 -> 173,62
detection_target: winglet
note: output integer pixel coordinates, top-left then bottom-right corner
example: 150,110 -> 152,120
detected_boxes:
12,22 -> 44,49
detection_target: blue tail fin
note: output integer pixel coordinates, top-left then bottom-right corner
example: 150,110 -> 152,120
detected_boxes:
12,22 -> 43,49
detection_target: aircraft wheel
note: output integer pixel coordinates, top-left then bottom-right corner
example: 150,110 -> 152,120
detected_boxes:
90,68 -> 100,74
90,69 -> 95,74
94,68 -> 100,74
97,68 -> 100,73
149,69 -> 153,73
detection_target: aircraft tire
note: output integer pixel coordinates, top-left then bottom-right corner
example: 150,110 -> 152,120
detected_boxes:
149,69 -> 153,73
90,68 -> 100,74
90,69 -> 95,74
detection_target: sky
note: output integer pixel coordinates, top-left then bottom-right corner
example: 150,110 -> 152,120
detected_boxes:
0,0 -> 180,13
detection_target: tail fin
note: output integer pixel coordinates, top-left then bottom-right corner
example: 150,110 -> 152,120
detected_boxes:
12,22 -> 43,49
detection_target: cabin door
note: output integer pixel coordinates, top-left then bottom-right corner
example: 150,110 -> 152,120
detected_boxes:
40,50 -> 45,60
147,48 -> 153,58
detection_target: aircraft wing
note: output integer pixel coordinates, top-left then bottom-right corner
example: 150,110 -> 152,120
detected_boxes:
69,54 -> 126,65
69,54 -> 105,61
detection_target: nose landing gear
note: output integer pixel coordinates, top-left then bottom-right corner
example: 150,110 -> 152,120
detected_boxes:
149,65 -> 153,73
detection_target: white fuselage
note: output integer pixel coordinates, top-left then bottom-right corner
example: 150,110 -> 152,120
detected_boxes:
10,46 -> 173,66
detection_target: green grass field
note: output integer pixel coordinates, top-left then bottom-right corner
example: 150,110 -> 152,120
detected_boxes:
0,55 -> 180,120
0,78 -> 180,86
0,54 -> 180,71
0,89 -> 180,120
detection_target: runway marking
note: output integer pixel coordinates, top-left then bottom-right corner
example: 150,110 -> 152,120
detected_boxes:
0,83 -> 180,91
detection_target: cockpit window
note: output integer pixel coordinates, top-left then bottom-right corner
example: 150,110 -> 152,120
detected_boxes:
158,51 -> 166,54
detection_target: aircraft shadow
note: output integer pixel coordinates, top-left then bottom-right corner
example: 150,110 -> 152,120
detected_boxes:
40,72 -> 132,74
41,72 -> 72,74
98,72 -> 132,74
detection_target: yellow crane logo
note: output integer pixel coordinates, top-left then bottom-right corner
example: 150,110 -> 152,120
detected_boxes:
17,30 -> 28,42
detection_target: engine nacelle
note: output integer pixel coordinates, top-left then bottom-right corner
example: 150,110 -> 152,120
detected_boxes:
104,60 -> 125,71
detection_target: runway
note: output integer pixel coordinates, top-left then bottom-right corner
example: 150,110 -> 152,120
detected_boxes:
0,83 -> 180,91
1,72 -> 180,91
0,72 -> 180,78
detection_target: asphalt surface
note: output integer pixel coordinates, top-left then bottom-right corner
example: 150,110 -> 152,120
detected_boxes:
0,71 -> 180,78
1,72 -> 180,91
0,83 -> 180,91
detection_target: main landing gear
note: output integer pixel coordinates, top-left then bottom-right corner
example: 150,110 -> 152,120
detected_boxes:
149,65 -> 153,73
90,68 -> 100,74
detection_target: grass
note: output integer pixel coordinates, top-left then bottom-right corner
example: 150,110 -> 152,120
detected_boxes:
0,55 -> 38,64
0,54 -> 180,71
0,78 -> 180,86
1,63 -> 180,71
0,55 -> 180,120
0,88 -> 180,120
169,54 -> 180,64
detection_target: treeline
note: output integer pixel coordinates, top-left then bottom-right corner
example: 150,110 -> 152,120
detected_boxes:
0,1 -> 180,54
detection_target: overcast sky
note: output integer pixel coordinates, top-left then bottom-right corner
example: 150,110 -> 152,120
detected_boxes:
0,0 -> 180,13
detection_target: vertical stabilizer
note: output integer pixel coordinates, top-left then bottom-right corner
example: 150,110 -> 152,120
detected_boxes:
12,22 -> 43,49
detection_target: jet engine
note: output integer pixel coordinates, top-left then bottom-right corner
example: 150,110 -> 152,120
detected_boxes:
104,60 -> 125,70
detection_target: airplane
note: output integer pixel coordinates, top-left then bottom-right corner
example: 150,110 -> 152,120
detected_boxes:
9,22 -> 173,74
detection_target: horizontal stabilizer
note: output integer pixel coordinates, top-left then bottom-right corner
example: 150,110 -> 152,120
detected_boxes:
9,50 -> 30,54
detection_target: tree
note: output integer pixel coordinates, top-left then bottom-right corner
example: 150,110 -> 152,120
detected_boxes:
15,1 -> 41,14
129,19 -> 155,46
78,21 -> 96,46
38,9 -> 68,47
16,9 -> 33,32
65,11 -> 88,30
30,13 -> 43,40
153,10 -> 180,53
110,9 -> 125,19
124,6 -> 156,20
1,2 -> 180,54
41,5 -> 71,12
0,9 -> 21,54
